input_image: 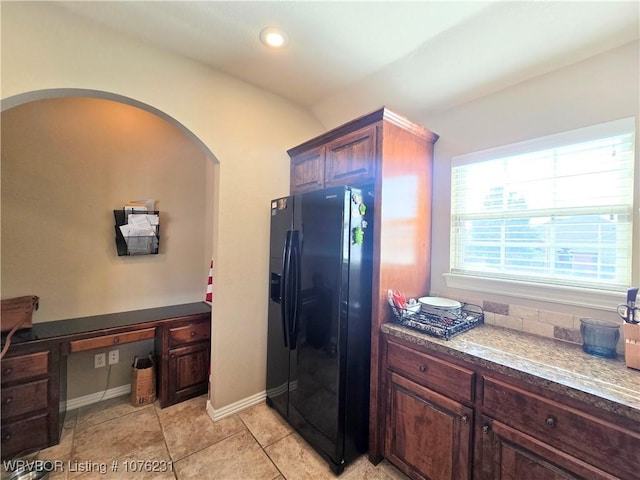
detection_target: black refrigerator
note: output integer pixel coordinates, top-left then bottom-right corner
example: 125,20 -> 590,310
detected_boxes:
266,185 -> 373,475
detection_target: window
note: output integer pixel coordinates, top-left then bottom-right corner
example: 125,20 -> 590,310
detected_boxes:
450,118 -> 635,293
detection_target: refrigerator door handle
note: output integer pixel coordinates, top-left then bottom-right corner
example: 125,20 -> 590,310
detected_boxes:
281,231 -> 293,348
289,230 -> 302,350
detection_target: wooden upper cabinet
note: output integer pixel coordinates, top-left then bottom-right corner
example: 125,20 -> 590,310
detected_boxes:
288,108 -> 434,195
324,125 -> 377,188
289,125 -> 377,194
290,146 -> 324,194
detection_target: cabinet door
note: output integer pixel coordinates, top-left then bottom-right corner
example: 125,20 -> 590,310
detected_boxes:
324,125 -> 377,188
167,343 -> 209,406
290,146 -> 325,194
478,416 -> 617,480
385,372 -> 472,480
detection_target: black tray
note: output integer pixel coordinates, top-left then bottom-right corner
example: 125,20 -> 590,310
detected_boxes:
390,303 -> 484,340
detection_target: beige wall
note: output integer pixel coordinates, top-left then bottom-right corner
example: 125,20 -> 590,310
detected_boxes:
1,2 -> 324,408
422,40 -> 639,323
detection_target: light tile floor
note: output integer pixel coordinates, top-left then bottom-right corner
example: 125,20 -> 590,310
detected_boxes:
3,395 -> 408,480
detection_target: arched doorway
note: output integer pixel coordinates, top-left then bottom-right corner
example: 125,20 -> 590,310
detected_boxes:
1,89 -> 218,404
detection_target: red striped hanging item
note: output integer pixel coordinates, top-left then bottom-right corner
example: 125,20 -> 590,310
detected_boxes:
205,260 -> 214,303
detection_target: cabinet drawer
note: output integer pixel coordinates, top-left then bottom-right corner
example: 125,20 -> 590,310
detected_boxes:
482,376 -> 640,479
386,340 -> 474,402
169,321 -> 210,347
1,379 -> 49,419
1,351 -> 49,384
1,413 -> 49,459
70,328 -> 156,352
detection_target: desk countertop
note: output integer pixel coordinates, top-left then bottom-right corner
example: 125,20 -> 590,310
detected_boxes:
1,302 -> 211,346
381,322 -> 640,423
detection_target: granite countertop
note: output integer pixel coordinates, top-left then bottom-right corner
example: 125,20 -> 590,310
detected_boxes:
381,322 -> 640,423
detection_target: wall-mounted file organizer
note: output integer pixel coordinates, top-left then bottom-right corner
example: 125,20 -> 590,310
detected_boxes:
114,210 -> 160,256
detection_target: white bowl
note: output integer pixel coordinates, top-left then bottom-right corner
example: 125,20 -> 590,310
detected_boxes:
418,297 -> 462,316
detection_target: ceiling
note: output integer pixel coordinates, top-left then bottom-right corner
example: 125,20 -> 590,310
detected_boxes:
53,1 -> 639,127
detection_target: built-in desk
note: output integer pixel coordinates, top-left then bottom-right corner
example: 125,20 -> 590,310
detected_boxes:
0,302 -> 211,459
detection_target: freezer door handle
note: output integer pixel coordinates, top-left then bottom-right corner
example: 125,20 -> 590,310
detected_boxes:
289,230 -> 302,350
281,231 -> 293,348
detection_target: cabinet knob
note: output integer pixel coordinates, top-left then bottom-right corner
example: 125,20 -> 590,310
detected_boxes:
3,368 -> 12,376
170,354 -> 176,359
190,331 -> 196,337
545,416 -> 556,427
482,425 -> 490,434
113,337 -> 120,344
418,365 -> 427,373
461,415 -> 468,424
2,433 -> 11,442
3,397 -> 12,405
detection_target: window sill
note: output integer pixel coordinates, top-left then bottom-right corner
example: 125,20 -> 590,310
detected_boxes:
443,273 -> 625,313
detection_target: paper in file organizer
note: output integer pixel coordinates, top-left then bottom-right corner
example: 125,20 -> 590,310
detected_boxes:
119,213 -> 159,254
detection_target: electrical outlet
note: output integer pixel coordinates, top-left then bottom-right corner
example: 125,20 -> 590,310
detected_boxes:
94,353 -> 106,368
108,349 -> 119,365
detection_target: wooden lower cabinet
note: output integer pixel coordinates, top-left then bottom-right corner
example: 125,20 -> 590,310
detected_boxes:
385,372 -> 472,480
478,416 -> 617,480
167,343 -> 210,405
479,375 -> 639,480
0,345 -> 63,459
379,334 -> 640,480
156,314 -> 211,408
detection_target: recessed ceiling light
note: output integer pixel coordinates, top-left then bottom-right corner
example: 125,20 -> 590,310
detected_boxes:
260,27 -> 289,48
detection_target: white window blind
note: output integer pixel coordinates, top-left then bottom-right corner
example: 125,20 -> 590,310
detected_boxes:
451,118 -> 635,292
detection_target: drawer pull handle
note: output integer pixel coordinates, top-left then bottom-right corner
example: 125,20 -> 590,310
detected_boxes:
482,425 -> 490,434
113,337 -> 120,344
3,368 -> 12,376
190,331 -> 196,337
461,415 -> 468,424
545,416 -> 556,427
418,365 -> 427,373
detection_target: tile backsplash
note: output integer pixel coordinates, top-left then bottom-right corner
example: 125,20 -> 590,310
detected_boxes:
457,297 -> 624,353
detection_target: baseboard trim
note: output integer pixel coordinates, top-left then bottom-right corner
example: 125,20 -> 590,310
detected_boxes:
66,384 -> 131,411
69,386 -> 268,419
206,390 -> 266,421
